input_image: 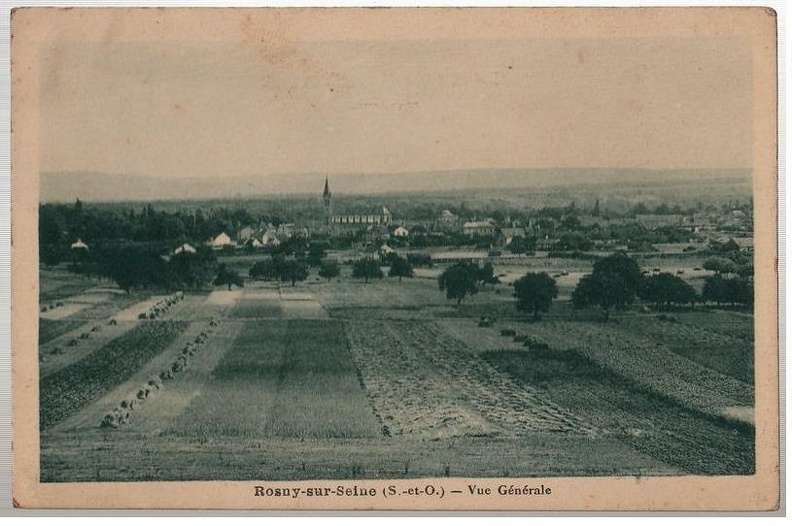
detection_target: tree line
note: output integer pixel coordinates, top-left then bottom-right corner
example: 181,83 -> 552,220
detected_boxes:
438,252 -> 752,321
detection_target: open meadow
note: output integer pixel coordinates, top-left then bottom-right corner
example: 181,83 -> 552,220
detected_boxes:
38,264 -> 755,481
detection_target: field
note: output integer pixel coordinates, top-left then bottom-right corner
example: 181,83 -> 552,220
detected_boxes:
39,265 -> 755,481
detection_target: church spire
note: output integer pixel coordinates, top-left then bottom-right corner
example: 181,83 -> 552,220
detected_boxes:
323,177 -> 332,225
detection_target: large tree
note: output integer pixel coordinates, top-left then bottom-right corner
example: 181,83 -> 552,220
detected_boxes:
637,272 -> 698,310
572,253 -> 642,322
213,264 -> 244,291
352,258 -> 383,284
438,262 -> 479,306
513,272 -> 558,320
318,260 -> 340,282
279,259 -> 309,286
388,255 -> 414,282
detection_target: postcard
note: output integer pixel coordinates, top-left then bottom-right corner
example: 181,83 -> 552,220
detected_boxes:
11,7 -> 779,511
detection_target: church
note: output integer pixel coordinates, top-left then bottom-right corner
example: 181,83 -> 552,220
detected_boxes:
323,177 -> 392,226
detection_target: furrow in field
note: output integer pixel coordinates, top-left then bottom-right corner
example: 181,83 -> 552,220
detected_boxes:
344,319 -> 594,439
497,320 -> 754,419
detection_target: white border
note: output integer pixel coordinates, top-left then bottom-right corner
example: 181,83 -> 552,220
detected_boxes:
0,0 -> 785,520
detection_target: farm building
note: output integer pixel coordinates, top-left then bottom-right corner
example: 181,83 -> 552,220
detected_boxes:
209,232 -> 233,249
70,238 -> 89,251
173,243 -> 197,255
430,251 -> 488,264
463,220 -> 496,237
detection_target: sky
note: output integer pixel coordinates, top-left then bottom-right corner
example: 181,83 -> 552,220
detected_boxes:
39,35 -> 753,183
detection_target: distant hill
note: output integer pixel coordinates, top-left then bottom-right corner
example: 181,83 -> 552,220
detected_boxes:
40,168 -> 751,204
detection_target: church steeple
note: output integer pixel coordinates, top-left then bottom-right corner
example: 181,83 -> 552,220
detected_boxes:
323,177 -> 332,225
323,176 -> 331,203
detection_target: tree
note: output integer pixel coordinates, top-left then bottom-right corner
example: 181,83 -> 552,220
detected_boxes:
592,252 -> 643,292
571,253 -> 643,321
249,258 -> 279,281
703,275 -> 753,307
307,241 -> 329,266
318,260 -> 340,281
513,272 -> 558,320
169,247 -> 217,289
505,235 -> 535,255
388,255 -> 414,282
476,262 -> 499,285
571,271 -> 631,321
279,259 -> 309,286
637,273 -> 698,310
352,258 -> 383,284
438,262 -> 478,306
213,264 -> 244,290
702,256 -> 738,275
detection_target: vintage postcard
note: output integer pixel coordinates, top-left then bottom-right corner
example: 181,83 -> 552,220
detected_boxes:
11,7 -> 779,511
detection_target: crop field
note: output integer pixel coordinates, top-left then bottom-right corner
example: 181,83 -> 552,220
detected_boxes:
614,315 -> 754,384
39,267 -> 756,481
483,349 -> 754,475
38,318 -> 85,344
40,321 -> 188,430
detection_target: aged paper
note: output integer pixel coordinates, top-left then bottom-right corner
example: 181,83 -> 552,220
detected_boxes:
11,7 -> 779,510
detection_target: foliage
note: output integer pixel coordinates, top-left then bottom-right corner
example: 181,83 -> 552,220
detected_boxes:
512,272 -> 558,320
572,253 -> 642,321
39,321 -> 188,430
505,235 -> 536,255
476,262 -> 498,285
249,258 -> 280,281
702,275 -> 753,307
637,273 -> 698,310
702,256 -> 738,275
280,259 -> 310,286
214,264 -> 244,290
352,258 -> 383,284
307,241 -> 329,266
438,262 -> 479,305
554,232 -> 593,252
387,255 -> 414,281
406,252 -> 433,268
318,260 -> 341,281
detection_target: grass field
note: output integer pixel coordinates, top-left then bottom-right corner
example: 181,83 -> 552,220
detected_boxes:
164,316 -> 379,440
39,265 -> 756,481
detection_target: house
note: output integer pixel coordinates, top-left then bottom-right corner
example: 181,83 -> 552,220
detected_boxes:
379,244 -> 396,256
499,227 -> 525,246
173,243 -> 197,255
209,232 -> 233,249
236,226 -> 254,241
70,238 -> 89,250
260,229 -> 280,247
430,251 -> 488,264
463,220 -> 496,237
392,226 -> 409,238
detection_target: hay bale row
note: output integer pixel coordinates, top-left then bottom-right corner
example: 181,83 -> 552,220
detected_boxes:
138,292 -> 185,320
100,317 -> 215,429
100,376 -> 163,429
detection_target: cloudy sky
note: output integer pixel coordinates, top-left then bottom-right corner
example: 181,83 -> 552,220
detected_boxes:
39,32 -> 753,182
